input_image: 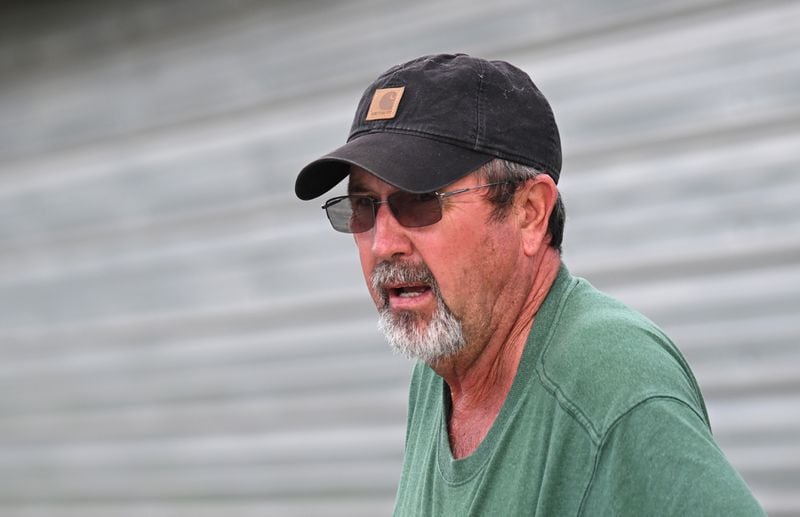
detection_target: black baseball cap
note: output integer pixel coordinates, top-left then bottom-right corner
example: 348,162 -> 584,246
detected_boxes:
295,53 -> 561,200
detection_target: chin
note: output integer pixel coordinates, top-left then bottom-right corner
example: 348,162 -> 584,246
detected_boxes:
377,305 -> 466,364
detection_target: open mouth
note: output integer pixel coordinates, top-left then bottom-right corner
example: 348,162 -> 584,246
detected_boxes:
371,261 -> 438,311
389,284 -> 432,299
380,282 -> 435,310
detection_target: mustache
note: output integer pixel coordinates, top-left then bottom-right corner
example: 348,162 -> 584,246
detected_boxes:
371,261 -> 439,304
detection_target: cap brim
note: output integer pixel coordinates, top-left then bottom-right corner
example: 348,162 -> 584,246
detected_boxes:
295,132 -> 494,200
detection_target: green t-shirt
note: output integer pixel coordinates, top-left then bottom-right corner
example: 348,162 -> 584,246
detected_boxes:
393,264 -> 764,516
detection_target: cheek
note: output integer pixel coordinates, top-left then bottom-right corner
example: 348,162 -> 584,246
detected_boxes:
436,228 -> 516,308
354,234 -> 380,303
421,243 -> 472,306
355,235 -> 371,271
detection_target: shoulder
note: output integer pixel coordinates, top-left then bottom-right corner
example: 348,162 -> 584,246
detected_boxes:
580,396 -> 766,516
536,276 -> 707,441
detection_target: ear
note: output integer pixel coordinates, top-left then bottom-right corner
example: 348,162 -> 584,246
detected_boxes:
517,175 -> 558,257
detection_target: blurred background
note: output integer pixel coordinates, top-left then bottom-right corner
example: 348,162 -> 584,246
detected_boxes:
1,0 -> 799,515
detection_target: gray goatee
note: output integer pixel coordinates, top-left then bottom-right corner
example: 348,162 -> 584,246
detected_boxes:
371,261 -> 466,364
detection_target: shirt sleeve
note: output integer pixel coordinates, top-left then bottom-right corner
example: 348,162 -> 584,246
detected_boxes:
580,396 -> 765,516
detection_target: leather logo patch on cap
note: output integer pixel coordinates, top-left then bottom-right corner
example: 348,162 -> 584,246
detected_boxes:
365,86 -> 405,121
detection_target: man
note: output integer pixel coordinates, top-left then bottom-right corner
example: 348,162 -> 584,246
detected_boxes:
295,54 -> 763,515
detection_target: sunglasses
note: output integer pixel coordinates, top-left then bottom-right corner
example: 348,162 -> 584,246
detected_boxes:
321,181 -> 512,233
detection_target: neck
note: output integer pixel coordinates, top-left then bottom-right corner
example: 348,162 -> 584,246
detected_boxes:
434,246 -> 561,458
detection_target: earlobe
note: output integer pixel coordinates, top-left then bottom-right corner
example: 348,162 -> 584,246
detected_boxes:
519,176 -> 557,257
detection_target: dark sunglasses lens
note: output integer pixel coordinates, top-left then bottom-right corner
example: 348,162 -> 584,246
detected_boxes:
389,192 -> 442,228
326,197 -> 375,233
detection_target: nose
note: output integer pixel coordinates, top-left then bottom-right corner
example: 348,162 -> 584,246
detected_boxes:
369,200 -> 413,260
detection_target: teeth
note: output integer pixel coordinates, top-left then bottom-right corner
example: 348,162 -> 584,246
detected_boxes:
398,291 -> 423,298
394,285 -> 428,298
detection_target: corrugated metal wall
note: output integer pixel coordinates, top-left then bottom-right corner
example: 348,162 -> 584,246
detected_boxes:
1,0 -> 798,515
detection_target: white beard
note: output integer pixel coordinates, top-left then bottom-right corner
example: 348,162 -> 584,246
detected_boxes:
372,261 -> 466,364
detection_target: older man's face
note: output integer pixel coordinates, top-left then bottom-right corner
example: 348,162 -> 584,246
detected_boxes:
349,167 -> 524,364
